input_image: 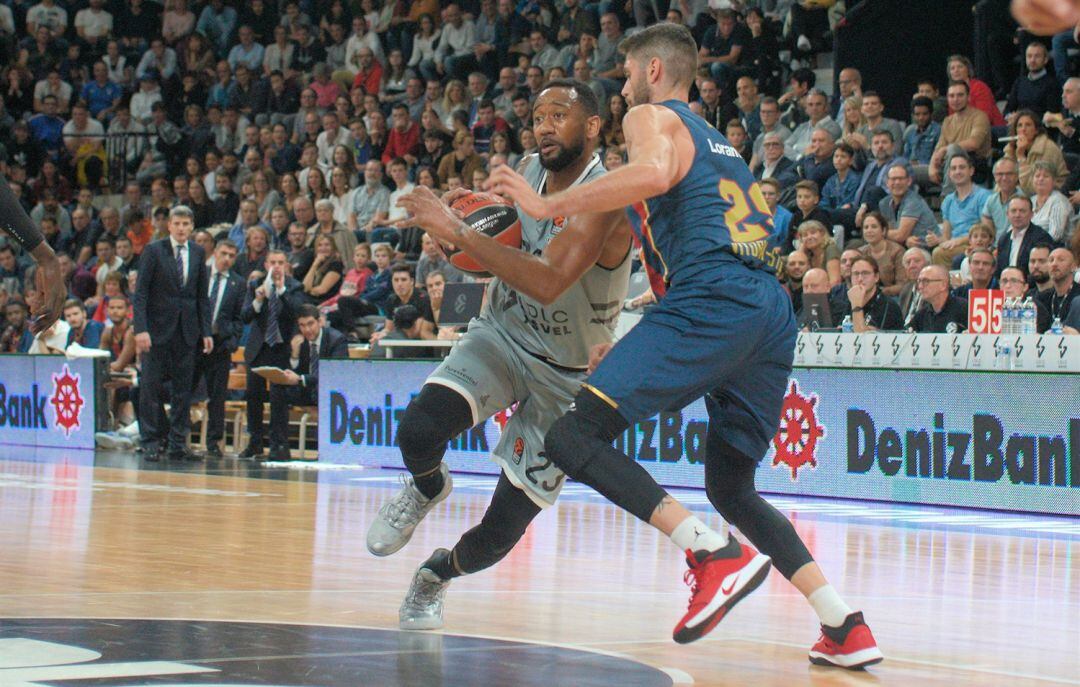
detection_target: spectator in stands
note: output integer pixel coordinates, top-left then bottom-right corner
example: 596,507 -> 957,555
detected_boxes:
858,92 -> 904,147
210,174 -> 240,225
1005,110 -> 1068,194
1044,77 -> 1080,162
880,165 -> 939,249
240,249 -> 303,460
137,37 -> 177,82
795,268 -> 841,329
725,120 -> 752,163
416,232 -> 466,286
197,0 -> 238,57
784,249 -> 810,313
950,221 -> 996,285
1027,243 -> 1054,295
1001,265 -> 1051,332
350,159 -> 390,239
996,196 -> 1053,276
910,265 -> 968,333
382,103 -> 420,165
788,181 -> 831,251
750,96 -> 789,168
436,4 -> 477,81
786,89 -> 840,160
695,77 -> 737,132
933,154 -> 994,267
903,96 -> 941,188
0,299 -> 31,353
234,225 -> 271,283
859,211 -> 906,294
370,261 -> 434,343
759,178 -> 792,257
820,142 -> 860,220
438,131 -> 484,193
833,67 -> 862,120
981,157 -> 1024,238
698,9 -> 749,89
267,303 -> 348,459
1005,41 -> 1059,122
1038,247 -> 1080,322
1030,161 -> 1072,242
847,256 -> 904,332
752,132 -> 797,189
795,127 -> 836,190
899,247 -> 931,327
192,239 -> 243,458
302,234 -> 344,305
133,206 -> 210,462
946,54 -> 1005,127
62,298 -> 101,347
929,81 -> 991,192
798,220 -> 841,287
228,25 -> 264,72
951,248 -> 998,299
0,243 -> 26,294
368,302 -> 437,358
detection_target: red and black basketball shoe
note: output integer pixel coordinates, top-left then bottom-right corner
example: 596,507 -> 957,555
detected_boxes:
672,538 -> 772,644
808,611 -> 884,669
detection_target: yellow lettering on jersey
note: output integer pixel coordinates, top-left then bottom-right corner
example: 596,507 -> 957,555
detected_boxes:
718,179 -> 773,244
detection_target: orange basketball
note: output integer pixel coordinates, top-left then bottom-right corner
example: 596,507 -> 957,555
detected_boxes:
447,192 -> 522,276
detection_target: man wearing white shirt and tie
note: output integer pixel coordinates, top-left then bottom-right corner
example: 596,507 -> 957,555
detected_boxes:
133,206 -> 212,462
193,239 -> 245,458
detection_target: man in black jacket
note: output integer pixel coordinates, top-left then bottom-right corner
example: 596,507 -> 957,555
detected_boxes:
133,206 -> 212,461
240,249 -> 304,460
193,239 -> 245,458
996,197 -> 1054,277
269,304 -> 349,459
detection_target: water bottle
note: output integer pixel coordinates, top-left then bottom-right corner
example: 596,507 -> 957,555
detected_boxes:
1051,317 -> 1064,335
1002,298 -> 1014,335
841,315 -> 854,333
1021,298 -> 1036,335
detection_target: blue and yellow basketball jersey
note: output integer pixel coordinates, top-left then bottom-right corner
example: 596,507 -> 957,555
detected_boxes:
625,99 -> 779,293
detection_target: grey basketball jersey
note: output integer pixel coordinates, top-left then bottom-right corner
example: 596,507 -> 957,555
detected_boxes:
482,154 -> 631,370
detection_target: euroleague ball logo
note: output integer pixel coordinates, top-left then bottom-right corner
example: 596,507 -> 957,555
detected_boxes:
771,379 -> 824,479
50,364 -> 85,436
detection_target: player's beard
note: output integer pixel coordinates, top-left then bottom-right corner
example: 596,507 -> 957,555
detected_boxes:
540,135 -> 586,172
628,73 -> 651,108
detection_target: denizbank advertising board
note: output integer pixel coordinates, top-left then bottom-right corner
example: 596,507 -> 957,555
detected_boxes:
0,354 -> 96,449
320,360 -> 1079,516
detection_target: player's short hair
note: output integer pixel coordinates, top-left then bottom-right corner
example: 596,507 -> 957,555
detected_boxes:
538,78 -> 600,118
618,22 -> 698,90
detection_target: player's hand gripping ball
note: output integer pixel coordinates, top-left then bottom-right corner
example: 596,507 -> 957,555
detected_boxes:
447,192 -> 523,277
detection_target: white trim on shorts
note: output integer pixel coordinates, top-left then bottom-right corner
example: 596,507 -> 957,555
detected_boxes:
425,378 -> 480,427
490,453 -> 555,510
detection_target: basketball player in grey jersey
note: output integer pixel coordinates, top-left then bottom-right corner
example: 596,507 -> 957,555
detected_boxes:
367,80 -> 634,630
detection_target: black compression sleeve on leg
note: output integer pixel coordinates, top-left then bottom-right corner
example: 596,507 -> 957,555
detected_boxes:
397,383 -> 475,497
449,473 -> 542,576
0,174 -> 44,252
545,388 -> 669,523
705,438 -> 814,579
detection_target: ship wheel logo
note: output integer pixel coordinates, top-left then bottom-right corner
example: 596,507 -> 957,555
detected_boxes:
50,365 -> 85,436
772,380 -> 825,480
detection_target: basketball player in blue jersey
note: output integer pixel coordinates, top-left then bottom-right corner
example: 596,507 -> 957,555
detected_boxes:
368,80 -> 634,630
487,24 -> 882,668
0,175 -> 67,335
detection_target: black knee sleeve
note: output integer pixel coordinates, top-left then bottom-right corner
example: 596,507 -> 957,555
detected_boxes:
397,383 -> 474,477
544,388 -> 668,523
452,474 -> 541,575
705,439 -> 814,579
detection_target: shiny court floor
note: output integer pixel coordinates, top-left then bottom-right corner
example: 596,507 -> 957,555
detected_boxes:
0,447 -> 1077,687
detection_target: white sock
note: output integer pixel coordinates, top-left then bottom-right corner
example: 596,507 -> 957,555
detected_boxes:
670,516 -> 728,553
807,585 -> 854,628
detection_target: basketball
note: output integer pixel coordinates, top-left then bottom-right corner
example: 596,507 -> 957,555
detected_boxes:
446,191 -> 522,276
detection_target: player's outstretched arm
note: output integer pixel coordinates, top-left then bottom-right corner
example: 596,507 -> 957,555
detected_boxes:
397,186 -> 629,305
0,174 -> 65,334
486,105 -> 681,219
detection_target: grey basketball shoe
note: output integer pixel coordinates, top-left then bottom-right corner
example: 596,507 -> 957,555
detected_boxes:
400,556 -> 452,630
366,464 -> 452,556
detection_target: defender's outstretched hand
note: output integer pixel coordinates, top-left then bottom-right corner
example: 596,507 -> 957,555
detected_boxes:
1011,0 -> 1080,35
486,165 -> 555,219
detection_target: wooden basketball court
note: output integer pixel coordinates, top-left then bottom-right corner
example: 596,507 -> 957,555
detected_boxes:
0,450 -> 1076,686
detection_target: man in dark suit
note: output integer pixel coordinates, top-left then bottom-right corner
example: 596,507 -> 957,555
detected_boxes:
133,206 -> 212,461
996,196 -> 1054,277
193,239 -> 245,458
752,132 -> 799,191
240,249 -> 304,460
268,304 -> 349,459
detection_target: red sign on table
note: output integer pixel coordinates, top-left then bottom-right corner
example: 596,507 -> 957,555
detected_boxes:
967,289 -> 1003,334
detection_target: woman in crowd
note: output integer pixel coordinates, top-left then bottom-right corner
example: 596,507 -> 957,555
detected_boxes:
410,14 -> 441,83
251,170 -> 281,222
946,54 -> 1006,127
1005,110 -> 1068,195
330,144 -> 359,181
30,159 -> 72,205
519,128 -> 538,157
490,130 -> 521,170
327,242 -> 395,332
302,234 -> 344,305
187,178 -> 214,229
840,95 -> 869,154
441,79 -> 469,129
280,173 -> 303,215
798,220 -> 842,286
381,49 -> 413,102
1030,161 -> 1073,242
601,94 -> 627,151
415,166 -> 439,190
328,166 -> 356,226
858,211 -> 906,295
305,166 -> 329,204
181,32 -> 216,84
234,225 -> 271,282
